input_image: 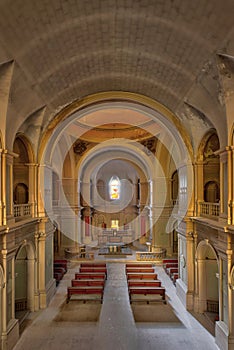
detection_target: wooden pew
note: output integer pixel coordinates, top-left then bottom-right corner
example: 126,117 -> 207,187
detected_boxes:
67,286 -> 104,303
162,259 -> 178,269
167,267 -> 178,277
127,273 -> 158,280
126,267 -> 155,273
79,267 -> 107,274
128,286 -> 166,303
165,263 -> 178,269
54,272 -> 63,286
71,279 -> 105,287
128,280 -> 161,287
162,259 -> 178,264
75,272 -> 106,280
54,259 -> 68,272
80,263 -> 106,268
172,273 -> 178,285
126,263 -> 153,268
54,267 -> 66,276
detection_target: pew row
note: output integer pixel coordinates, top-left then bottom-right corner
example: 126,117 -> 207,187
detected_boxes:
75,273 -> 106,280
128,286 -> 166,304
126,267 -> 155,273
128,280 -> 162,287
54,259 -> 68,272
71,279 -> 105,287
79,267 -> 107,274
67,286 -> 104,303
125,263 -> 153,268
127,273 -> 158,280
80,263 -> 106,268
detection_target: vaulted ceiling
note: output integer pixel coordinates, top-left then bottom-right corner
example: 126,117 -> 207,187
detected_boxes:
0,0 -> 234,151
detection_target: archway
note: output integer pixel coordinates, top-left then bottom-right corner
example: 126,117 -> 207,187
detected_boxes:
196,240 -> 219,319
204,181 -> 220,203
15,242 -> 35,323
38,93 -> 194,255
14,183 -> 29,204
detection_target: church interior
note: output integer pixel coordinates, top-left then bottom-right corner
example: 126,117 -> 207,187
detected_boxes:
0,1 -> 234,349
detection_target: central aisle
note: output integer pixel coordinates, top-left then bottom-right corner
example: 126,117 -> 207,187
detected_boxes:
95,263 -> 138,349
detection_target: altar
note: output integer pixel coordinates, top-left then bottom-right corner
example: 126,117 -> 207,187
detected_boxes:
98,229 -> 134,245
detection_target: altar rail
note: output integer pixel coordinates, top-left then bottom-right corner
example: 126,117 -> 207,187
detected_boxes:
136,249 -> 166,261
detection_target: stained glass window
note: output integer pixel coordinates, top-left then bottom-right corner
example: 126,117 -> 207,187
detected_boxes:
109,176 -> 120,200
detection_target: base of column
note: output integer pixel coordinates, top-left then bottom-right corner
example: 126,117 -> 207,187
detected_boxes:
215,321 -> 234,350
176,278 -> 187,308
176,278 -> 194,310
1,319 -> 19,350
39,278 -> 56,309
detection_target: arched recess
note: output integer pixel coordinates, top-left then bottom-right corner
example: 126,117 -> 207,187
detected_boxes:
196,130 -> 220,216
15,242 -> 35,320
13,135 -> 35,217
195,240 -> 219,316
204,181 -> 220,203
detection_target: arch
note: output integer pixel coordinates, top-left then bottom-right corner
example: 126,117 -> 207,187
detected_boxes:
195,240 -> 219,316
38,92 -> 194,249
14,183 -> 29,204
13,133 -> 35,164
204,181 -> 220,203
197,129 -> 220,162
15,242 -> 35,313
38,92 -> 193,163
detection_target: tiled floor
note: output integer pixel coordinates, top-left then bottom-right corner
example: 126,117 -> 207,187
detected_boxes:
13,257 -> 220,350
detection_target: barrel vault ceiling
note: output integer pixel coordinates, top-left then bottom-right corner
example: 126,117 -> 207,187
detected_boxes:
0,0 -> 234,151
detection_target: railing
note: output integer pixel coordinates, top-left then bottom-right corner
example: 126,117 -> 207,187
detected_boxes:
14,203 -> 32,218
207,300 -> 219,313
199,201 -> 219,218
136,249 -> 166,261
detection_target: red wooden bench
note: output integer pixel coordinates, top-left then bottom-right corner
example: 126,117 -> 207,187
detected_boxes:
71,279 -> 105,287
163,259 -> 178,269
126,263 -> 153,268
54,272 -> 63,285
167,267 -> 178,277
172,273 -> 178,285
75,273 -> 106,280
67,286 -> 104,303
165,263 -> 178,269
127,273 -> 158,280
126,267 -> 155,273
54,267 -> 66,276
128,280 -> 162,287
79,267 -> 107,274
162,259 -> 178,264
128,286 -> 166,303
80,263 -> 106,268
54,259 -> 68,272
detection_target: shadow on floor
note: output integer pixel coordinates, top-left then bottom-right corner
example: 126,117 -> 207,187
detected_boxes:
53,300 -> 102,322
131,302 -> 183,325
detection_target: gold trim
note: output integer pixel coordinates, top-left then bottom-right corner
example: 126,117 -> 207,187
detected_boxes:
38,91 -> 193,161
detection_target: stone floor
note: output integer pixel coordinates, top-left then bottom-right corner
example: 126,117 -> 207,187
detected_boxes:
13,255 -> 220,350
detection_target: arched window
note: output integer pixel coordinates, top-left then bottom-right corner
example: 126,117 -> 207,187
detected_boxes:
109,176 -> 120,200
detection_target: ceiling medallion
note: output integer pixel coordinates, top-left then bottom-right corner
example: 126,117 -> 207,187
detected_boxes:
73,140 -> 88,155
